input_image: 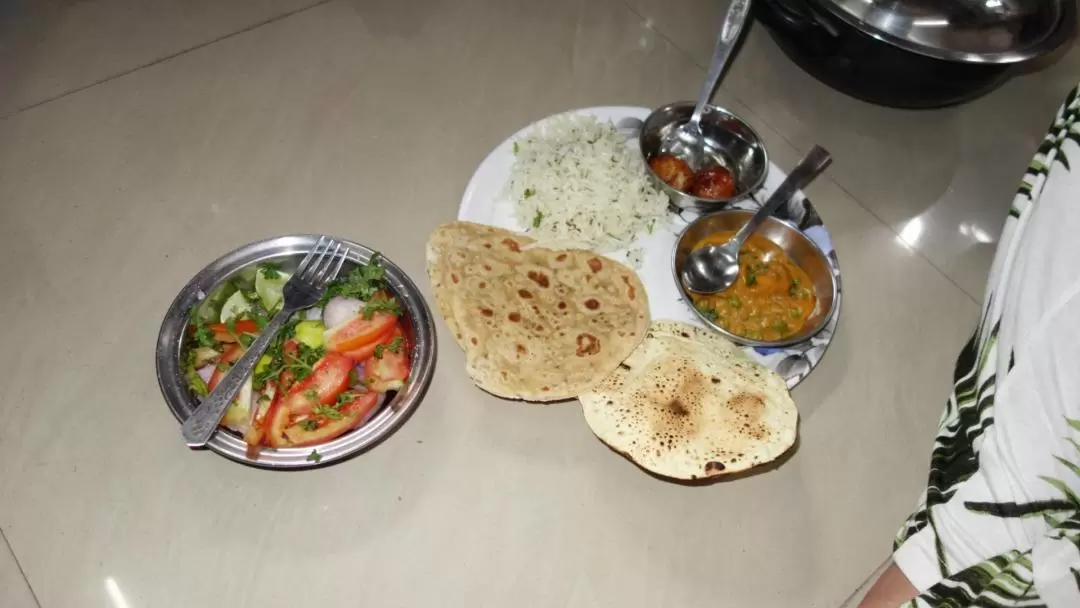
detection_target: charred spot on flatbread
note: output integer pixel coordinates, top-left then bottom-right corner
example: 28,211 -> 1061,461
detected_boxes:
576,333 -> 600,356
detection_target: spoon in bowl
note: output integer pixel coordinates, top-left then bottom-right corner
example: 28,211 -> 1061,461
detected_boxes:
681,145 -> 832,295
669,0 -> 753,171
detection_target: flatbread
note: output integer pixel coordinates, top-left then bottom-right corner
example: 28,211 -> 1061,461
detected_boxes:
426,221 -> 650,401
579,320 -> 798,479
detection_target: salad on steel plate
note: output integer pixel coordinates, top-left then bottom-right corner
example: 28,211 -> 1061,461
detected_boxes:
182,255 -> 411,450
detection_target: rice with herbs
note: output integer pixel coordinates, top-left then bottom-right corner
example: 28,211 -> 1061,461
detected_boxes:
507,115 -> 668,253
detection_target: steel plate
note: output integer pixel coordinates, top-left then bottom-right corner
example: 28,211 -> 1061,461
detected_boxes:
155,235 -> 437,468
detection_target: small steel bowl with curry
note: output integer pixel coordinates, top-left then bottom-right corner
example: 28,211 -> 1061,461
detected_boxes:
673,210 -> 837,348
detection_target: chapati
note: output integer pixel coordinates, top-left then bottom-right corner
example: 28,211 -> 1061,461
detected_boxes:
426,221 -> 650,401
579,320 -> 798,479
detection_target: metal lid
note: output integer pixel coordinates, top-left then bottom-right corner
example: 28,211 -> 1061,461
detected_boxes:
815,0 -> 1075,63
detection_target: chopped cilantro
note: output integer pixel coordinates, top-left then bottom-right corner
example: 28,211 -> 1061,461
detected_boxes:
283,342 -> 325,384
337,391 -> 359,406
299,419 -> 319,431
524,188 -> 535,199
532,210 -> 543,228
320,255 -> 386,305
303,388 -> 318,401
789,307 -> 802,319
788,278 -> 801,297
374,335 -> 405,359
362,297 -> 402,320
306,449 -> 322,463
313,405 -> 344,421
348,368 -> 360,387
186,368 -> 208,398
259,264 -> 282,280
513,141 -> 519,155
695,301 -> 718,322
192,322 -> 216,348
727,295 -> 742,310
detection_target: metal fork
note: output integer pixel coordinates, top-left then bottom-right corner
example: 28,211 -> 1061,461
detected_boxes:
181,236 -> 349,448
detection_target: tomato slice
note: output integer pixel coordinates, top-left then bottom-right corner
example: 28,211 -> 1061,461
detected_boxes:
340,390 -> 381,422
324,312 -> 397,353
341,323 -> 397,362
282,392 -> 380,447
243,384 -> 277,447
364,328 -> 410,392
265,393 -> 292,448
207,344 -> 243,391
207,320 -> 260,343
280,352 -> 354,416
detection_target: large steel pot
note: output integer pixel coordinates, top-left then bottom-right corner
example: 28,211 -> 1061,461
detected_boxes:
757,0 -> 1077,108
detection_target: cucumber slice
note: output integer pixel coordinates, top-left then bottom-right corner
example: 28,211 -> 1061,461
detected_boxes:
220,290 -> 253,323
220,375 -> 254,433
255,267 -> 291,311
295,320 -> 326,349
195,282 -> 235,322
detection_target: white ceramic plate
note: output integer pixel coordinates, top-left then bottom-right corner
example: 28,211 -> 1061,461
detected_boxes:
458,106 -> 842,389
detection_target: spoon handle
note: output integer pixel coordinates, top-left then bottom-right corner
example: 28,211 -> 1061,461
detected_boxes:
689,0 -> 753,129
729,145 -> 832,247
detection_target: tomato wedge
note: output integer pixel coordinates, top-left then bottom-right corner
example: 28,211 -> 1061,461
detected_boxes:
280,352 -> 354,416
265,393 -> 292,448
282,392 -> 379,446
206,320 -> 260,343
341,323 -> 397,362
364,328 -> 410,392
207,344 -> 243,391
340,390 -> 381,421
325,312 -> 397,353
243,384 -> 277,447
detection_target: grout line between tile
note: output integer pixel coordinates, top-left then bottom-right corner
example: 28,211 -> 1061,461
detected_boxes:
1,527 -> 41,608
0,0 -> 336,122
618,0 -> 982,305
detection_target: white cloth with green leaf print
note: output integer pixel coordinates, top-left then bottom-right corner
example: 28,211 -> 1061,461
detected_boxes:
892,86 -> 1080,607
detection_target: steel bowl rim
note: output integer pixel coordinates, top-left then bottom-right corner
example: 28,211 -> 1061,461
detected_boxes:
672,210 -> 838,348
154,234 -> 437,469
639,101 -> 770,207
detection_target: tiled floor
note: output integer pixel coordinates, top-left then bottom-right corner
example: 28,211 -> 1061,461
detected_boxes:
0,532 -> 37,608
0,0 -> 1069,606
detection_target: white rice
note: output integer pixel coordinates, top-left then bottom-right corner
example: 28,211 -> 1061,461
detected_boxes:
507,115 -> 668,254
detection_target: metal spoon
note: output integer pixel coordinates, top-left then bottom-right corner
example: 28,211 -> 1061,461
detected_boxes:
681,145 -> 832,294
669,0 -> 753,171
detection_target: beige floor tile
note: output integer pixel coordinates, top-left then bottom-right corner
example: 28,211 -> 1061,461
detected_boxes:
0,0 -> 978,606
0,0 -> 325,116
626,0 -> 1080,299
0,532 -> 37,608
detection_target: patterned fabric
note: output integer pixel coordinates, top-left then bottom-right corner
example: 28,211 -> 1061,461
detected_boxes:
891,85 -> 1080,607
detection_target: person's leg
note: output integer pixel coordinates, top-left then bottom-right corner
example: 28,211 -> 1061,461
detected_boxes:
837,558 -> 891,608
855,562 -> 917,608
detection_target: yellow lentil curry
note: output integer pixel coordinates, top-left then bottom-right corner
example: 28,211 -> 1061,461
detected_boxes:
689,231 -> 816,341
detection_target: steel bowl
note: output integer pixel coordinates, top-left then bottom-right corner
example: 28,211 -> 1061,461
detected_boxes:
640,102 -> 769,212
155,235 -> 437,469
673,210 -> 837,348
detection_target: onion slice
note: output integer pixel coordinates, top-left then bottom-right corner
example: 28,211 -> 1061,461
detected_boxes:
323,296 -> 365,329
